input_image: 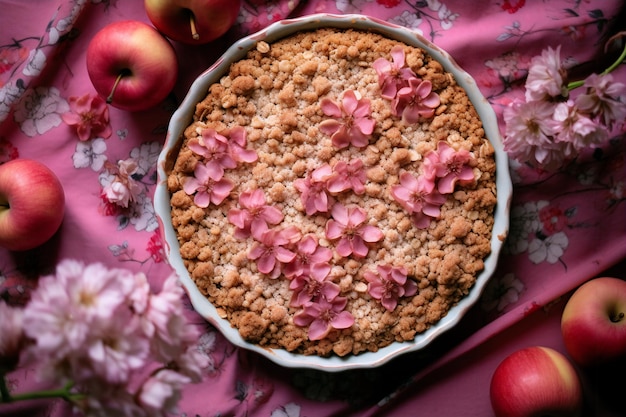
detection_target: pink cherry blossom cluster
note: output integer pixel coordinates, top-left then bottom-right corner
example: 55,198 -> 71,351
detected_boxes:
293,158 -> 367,216
503,45 -> 626,171
373,45 -> 441,124
364,264 -> 418,312
183,127 -> 258,207
101,158 -> 144,208
0,260 -> 207,416
62,93 -> 112,142
392,141 -> 475,229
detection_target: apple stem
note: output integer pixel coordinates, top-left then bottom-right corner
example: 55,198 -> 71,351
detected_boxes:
610,311 -> 625,323
106,71 -> 127,104
189,11 -> 199,40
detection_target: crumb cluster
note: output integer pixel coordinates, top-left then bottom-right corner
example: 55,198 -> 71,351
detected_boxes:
166,28 -> 497,357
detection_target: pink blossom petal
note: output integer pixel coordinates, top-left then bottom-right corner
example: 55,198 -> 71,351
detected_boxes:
256,253 -> 277,275
380,81 -> 400,100
390,185 -> 414,211
310,263 -> 332,281
247,245 -> 265,260
390,45 -> 405,69
187,140 -> 206,155
233,147 -> 258,163
437,175 -> 457,194
335,237 -> 353,257
353,98 -> 372,119
319,119 -> 342,136
308,318 -> 331,341
275,247 -> 296,263
331,311 -> 355,330
320,281 -> 340,301
299,235 -> 318,254
228,128 -> 258,163
182,177 -> 200,196
293,309 -> 313,327
193,192 -> 211,208
330,203 -> 349,224
359,225 -> 383,243
341,90 -> 359,115
210,179 -> 234,205
313,191 -> 330,213
208,158 -> 235,176
320,98 -> 342,118
422,203 -> 442,218
229,126 -> 246,146
347,127 -> 371,148
325,220 -> 344,240
227,209 -> 247,229
241,189 -> 265,208
350,237 -> 369,258
372,58 -> 392,75
347,206 -> 366,225
355,117 -> 376,135
260,206 -> 284,224
350,178 -> 366,195
404,280 -> 418,297
330,128 -> 352,149
381,296 -> 399,312
312,164 -> 333,182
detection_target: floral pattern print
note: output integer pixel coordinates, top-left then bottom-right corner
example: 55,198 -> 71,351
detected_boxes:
1,1 -> 625,417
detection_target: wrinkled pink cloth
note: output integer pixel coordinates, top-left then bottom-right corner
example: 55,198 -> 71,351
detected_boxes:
1,1 -> 624,416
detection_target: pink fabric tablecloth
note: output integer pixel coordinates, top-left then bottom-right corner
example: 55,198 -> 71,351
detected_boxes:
1,1 -> 625,416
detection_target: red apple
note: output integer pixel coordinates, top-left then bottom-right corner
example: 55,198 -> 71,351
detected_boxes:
144,0 -> 242,44
86,20 -> 178,112
561,277 -> 626,368
0,159 -> 65,251
490,346 -> 583,417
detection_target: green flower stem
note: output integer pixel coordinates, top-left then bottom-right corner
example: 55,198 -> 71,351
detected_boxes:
0,376 -> 83,404
567,41 -> 626,90
0,375 -> 10,403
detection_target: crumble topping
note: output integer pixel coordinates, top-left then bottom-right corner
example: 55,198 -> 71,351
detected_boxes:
167,28 -> 496,357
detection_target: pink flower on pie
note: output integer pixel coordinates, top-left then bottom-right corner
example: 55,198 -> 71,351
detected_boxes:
188,129 -> 237,177
289,263 -> 338,307
327,159 -> 367,195
61,93 -> 112,141
325,203 -> 383,258
373,45 -> 417,99
227,189 -> 283,239
293,164 -> 333,215
364,264 -> 417,312
182,162 -> 234,208
293,296 -> 354,341
283,234 -> 333,278
228,126 -> 258,163
248,225 -> 301,278
319,90 -> 376,149
391,172 -> 446,229
392,78 -> 440,123
424,141 -> 476,194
